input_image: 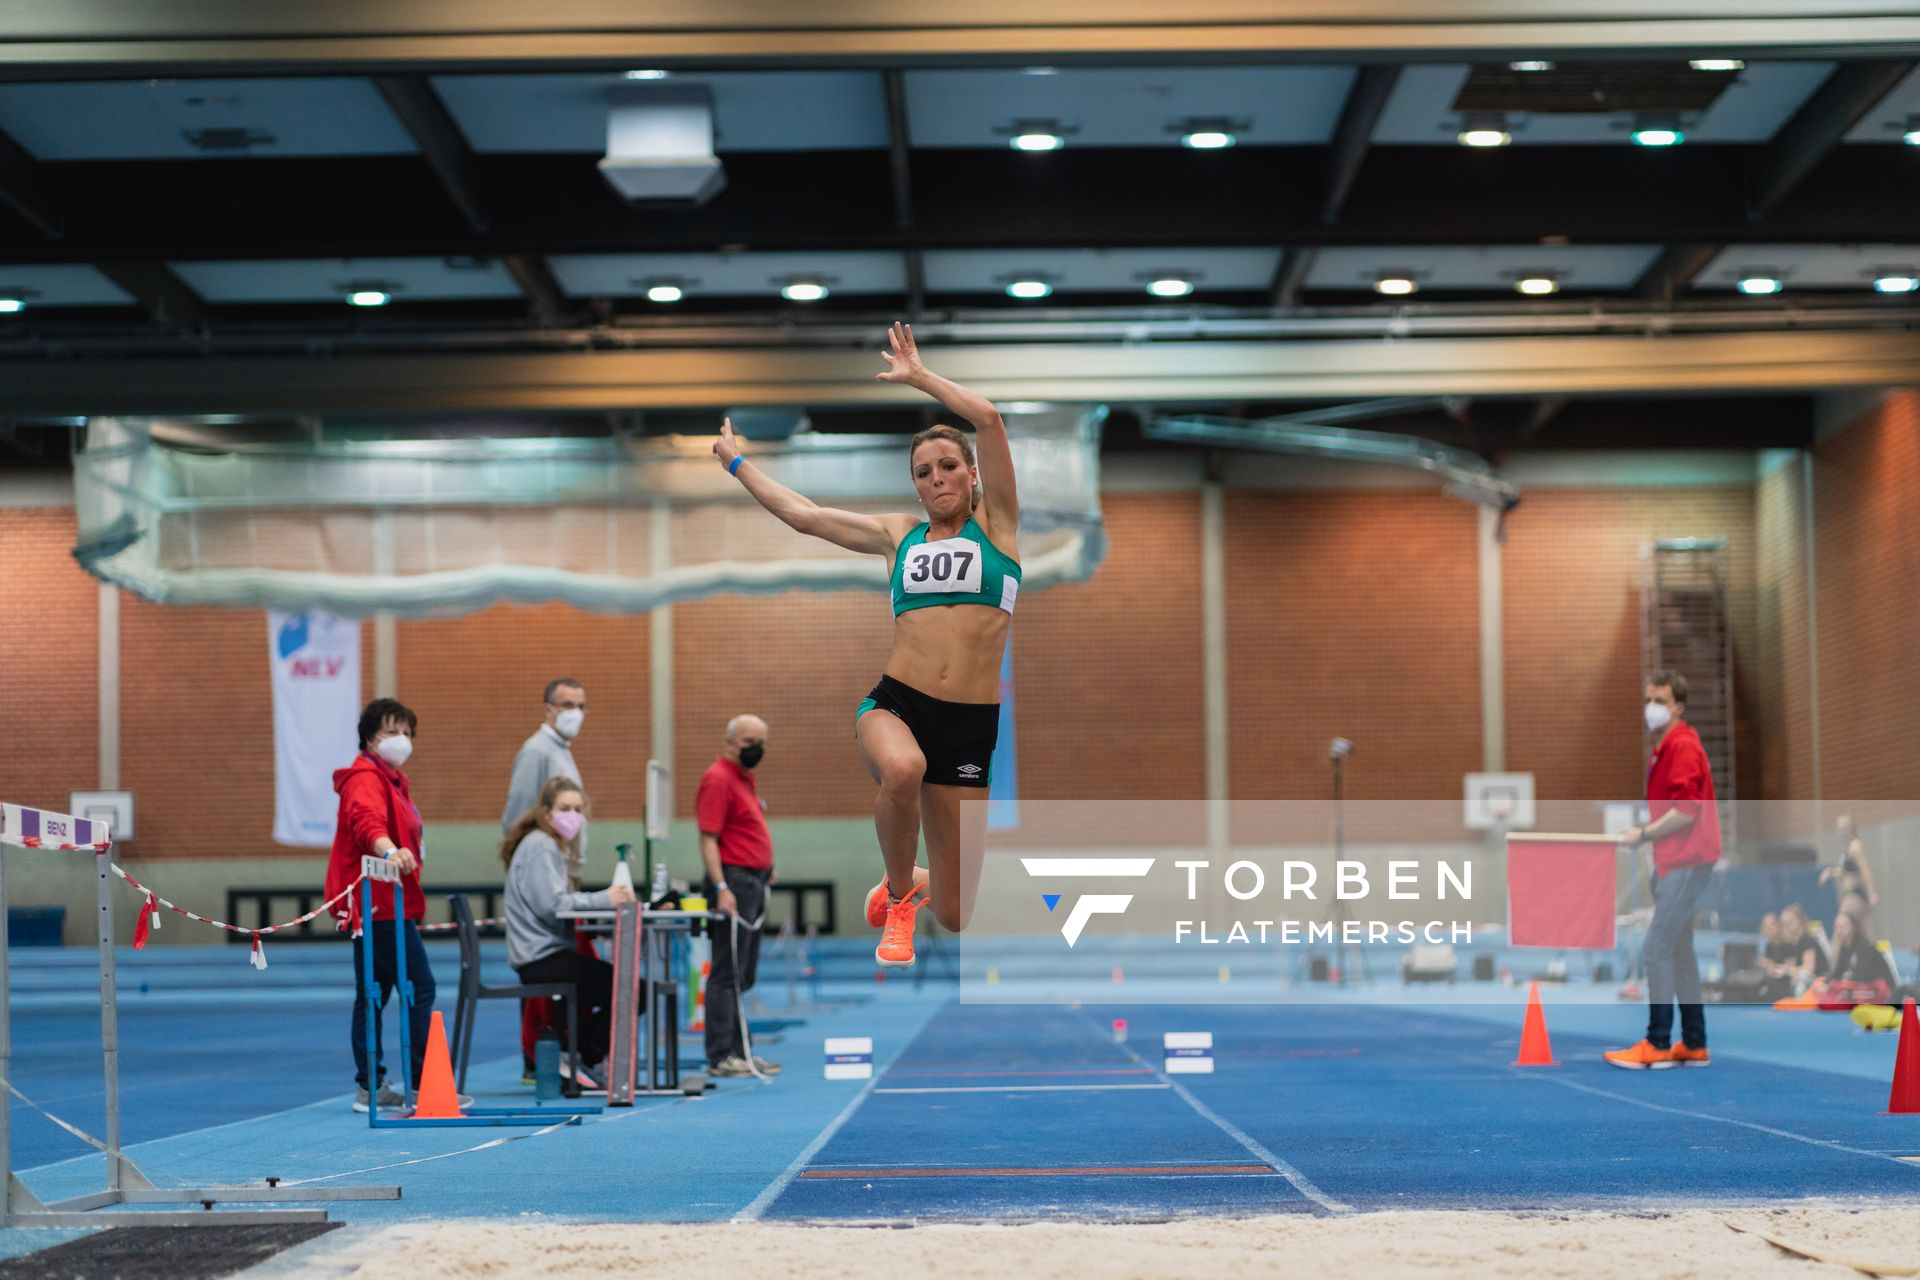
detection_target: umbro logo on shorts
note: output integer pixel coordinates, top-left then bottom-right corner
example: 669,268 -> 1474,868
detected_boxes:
957,764 -> 983,777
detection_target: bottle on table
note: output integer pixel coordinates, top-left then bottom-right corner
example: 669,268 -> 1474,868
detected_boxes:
612,843 -> 635,892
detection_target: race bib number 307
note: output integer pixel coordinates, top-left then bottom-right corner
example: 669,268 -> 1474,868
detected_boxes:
901,537 -> 986,595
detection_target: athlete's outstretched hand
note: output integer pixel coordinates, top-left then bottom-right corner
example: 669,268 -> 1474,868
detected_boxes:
875,321 -> 926,384
713,417 -> 742,469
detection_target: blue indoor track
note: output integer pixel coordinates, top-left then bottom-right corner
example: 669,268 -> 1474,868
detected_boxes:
3,941 -> 1916,1256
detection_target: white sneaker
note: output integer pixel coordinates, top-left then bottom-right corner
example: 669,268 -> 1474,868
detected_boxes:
352,1081 -> 407,1112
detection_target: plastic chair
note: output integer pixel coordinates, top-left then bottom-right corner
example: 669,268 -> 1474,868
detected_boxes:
447,893 -> 579,1091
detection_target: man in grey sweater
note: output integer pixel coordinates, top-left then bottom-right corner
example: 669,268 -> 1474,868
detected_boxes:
503,679 -> 590,860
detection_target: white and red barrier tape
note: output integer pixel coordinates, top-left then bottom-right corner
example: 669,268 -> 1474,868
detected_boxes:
111,864 -> 367,970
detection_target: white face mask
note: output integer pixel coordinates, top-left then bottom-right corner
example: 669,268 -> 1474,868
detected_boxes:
554,708 -> 585,739
375,734 -> 414,767
1644,702 -> 1673,733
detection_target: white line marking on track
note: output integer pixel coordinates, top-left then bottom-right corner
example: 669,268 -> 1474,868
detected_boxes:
1527,1074 -> 1920,1167
281,1117 -> 577,1186
873,1083 -> 1171,1095
733,1073 -> 882,1222
1062,1007 -> 1353,1214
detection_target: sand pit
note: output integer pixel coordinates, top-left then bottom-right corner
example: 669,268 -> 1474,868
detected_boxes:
331,1205 -> 1920,1280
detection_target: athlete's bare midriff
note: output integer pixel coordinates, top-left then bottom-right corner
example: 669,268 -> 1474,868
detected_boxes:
883,605 -> 1009,704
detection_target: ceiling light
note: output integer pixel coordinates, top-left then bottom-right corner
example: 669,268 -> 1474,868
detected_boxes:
1147,278 -> 1194,297
1010,132 -> 1064,152
780,281 -> 828,302
1373,276 -> 1418,296
346,289 -> 391,307
1873,274 -> 1919,294
0,298 -> 22,314
1905,116 -> 1920,146
1005,280 -> 1053,299
624,69 -> 670,80
1458,127 -> 1512,148
1508,60 -> 1555,72
1736,276 -> 1782,295
1688,59 -> 1744,72
1515,276 -> 1559,296
645,283 -> 684,303
1022,67 -> 1058,76
1181,130 -> 1236,150
1630,126 -> 1685,147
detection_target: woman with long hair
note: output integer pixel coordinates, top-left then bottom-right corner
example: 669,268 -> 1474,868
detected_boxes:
502,777 -> 635,1079
712,322 -> 1019,967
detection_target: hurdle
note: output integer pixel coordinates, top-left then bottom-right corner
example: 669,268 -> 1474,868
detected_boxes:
0,802 -> 400,1226
358,856 -> 594,1128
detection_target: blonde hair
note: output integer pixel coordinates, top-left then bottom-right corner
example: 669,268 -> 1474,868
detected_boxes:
501,776 -> 588,876
909,424 -> 981,512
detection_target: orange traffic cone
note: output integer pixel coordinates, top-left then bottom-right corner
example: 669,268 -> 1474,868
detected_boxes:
413,1011 -> 464,1119
1512,981 -> 1557,1066
1886,998 -> 1920,1115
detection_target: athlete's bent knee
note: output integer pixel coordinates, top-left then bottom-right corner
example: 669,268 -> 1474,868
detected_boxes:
931,896 -> 970,933
879,755 -> 925,795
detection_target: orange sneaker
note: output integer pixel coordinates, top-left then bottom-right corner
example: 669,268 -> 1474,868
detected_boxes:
1668,1043 -> 1711,1068
1604,1039 -> 1676,1070
866,867 -> 928,929
875,885 -> 926,968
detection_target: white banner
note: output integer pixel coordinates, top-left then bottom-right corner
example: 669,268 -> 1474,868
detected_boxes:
269,611 -> 362,847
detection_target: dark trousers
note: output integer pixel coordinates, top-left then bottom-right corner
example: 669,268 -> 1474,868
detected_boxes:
705,864 -> 768,1066
351,919 -> 436,1090
516,948 -> 616,1067
1644,863 -> 1713,1050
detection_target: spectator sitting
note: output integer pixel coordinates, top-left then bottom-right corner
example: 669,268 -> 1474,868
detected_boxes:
1824,910 -> 1897,990
1758,912 -> 1779,955
502,776 -> 635,1089
1760,904 -> 1822,999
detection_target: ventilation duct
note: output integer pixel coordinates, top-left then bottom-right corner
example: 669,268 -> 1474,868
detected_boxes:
598,84 -> 726,204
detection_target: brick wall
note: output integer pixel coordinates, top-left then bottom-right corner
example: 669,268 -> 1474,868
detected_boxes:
398,604 -> 651,824
1810,391 -> 1920,799
1502,487 -> 1758,809
1224,489 -> 1482,804
8,466 -> 1846,863
0,510 -> 98,810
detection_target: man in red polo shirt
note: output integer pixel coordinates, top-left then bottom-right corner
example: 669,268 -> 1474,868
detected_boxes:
1607,669 -> 1722,1069
696,714 -> 781,1079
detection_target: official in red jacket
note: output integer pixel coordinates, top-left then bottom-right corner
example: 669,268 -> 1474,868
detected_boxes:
1606,670 -> 1721,1070
325,697 -> 438,1112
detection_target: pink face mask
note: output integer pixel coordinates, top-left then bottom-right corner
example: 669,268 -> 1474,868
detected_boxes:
550,810 -> 585,842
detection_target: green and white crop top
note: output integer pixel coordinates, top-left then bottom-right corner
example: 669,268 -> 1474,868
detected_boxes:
889,516 -> 1022,617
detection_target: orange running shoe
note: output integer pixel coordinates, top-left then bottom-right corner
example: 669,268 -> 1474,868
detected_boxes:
875,885 -> 926,968
866,867 -> 928,929
1603,1039 -> 1677,1070
1668,1043 -> 1711,1068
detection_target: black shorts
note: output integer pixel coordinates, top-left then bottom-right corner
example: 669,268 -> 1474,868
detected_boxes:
855,674 -> 999,789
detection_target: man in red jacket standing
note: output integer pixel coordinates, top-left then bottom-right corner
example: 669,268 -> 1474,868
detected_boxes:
1606,670 -> 1722,1070
325,696 -> 438,1112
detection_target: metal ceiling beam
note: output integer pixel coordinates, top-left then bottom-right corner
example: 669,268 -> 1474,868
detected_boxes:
883,69 -> 914,232
1269,248 -> 1316,309
7,3 -> 1920,71
0,127 -> 61,240
1746,59 -> 1916,221
1320,66 -> 1399,226
3,329 -> 1916,415
93,261 -> 207,329
371,74 -> 489,235
1632,243 -> 1724,302
8,146 -> 1920,264
501,254 -> 569,326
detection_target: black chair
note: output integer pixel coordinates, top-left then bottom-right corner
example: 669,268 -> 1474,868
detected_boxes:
446,893 -> 580,1091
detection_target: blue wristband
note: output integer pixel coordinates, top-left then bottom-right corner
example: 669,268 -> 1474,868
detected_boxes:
728,455 -> 744,476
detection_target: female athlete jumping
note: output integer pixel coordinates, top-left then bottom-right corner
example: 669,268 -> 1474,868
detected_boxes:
712,322 -> 1019,967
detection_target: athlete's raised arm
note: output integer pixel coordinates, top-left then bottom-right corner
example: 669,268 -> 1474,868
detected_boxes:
712,418 -> 907,557
877,322 -> 1020,535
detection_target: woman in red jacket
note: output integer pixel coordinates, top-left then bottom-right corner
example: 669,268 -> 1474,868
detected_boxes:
325,697 -> 437,1113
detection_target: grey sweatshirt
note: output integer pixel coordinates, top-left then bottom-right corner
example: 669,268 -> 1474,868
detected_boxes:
503,724 -> 588,868
505,829 -> 611,969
